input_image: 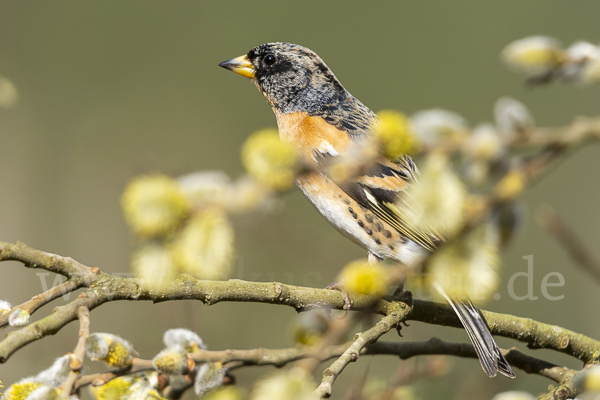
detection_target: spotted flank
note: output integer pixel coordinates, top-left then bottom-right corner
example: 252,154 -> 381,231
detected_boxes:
340,157 -> 438,253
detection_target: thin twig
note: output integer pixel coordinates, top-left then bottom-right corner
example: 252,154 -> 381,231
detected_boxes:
367,339 -> 576,384
417,116 -> 600,152
60,306 -> 90,395
537,204 -> 600,284
0,241 -> 97,281
0,289 -> 104,363
0,280 -> 81,328
314,310 -> 405,398
73,358 -> 154,390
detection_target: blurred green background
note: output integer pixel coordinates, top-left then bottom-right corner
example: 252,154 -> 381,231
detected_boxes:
1,1 -> 599,399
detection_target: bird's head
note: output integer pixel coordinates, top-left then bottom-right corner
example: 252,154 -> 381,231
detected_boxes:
219,42 -> 346,114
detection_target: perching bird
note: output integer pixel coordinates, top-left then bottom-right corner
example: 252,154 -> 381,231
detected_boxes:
219,42 -> 515,379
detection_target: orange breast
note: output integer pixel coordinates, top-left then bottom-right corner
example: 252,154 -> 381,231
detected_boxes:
274,110 -> 352,163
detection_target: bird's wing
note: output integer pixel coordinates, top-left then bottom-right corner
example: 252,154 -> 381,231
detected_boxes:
336,156 -> 438,252
307,99 -> 438,251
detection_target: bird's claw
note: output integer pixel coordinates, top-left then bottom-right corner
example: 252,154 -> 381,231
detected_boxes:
395,320 -> 411,337
324,281 -> 353,318
340,291 -> 352,319
396,324 -> 403,337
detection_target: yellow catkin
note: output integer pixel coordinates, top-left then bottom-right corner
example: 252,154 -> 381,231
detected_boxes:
375,110 -> 420,158
153,348 -> 188,375
121,175 -> 191,238
3,382 -> 43,400
339,259 -> 389,298
390,153 -> 466,239
90,377 -> 132,400
241,128 -> 300,191
104,339 -> 133,368
203,386 -> 245,400
172,209 -> 235,281
426,224 -> 501,304
132,243 -> 179,289
501,36 -> 564,75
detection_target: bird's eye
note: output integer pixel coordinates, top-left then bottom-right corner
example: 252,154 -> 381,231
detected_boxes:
263,54 -> 276,66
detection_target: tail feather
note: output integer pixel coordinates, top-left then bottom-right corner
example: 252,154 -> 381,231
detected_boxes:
496,347 -> 516,378
434,283 -> 516,379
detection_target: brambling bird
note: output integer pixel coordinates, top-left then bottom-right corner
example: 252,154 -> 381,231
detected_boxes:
220,42 -> 515,379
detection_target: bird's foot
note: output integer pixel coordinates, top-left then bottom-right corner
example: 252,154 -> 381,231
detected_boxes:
394,290 -> 414,309
395,320 -> 411,337
392,282 -> 414,309
324,281 -> 353,316
391,283 -> 413,336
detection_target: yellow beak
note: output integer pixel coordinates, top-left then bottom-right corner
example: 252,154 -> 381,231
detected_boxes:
218,54 -> 255,78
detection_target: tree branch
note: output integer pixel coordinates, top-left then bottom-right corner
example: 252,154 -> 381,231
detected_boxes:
60,306 -> 90,395
1,241 -> 600,367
